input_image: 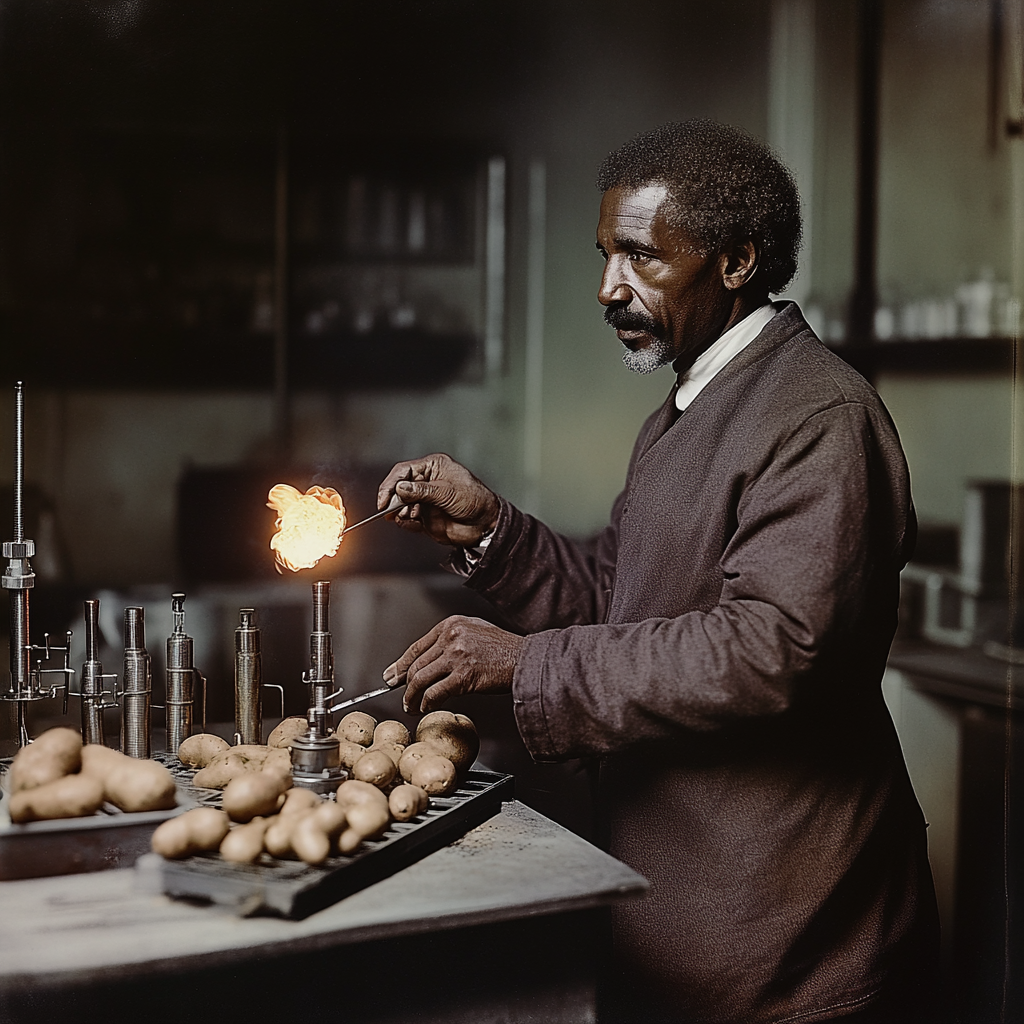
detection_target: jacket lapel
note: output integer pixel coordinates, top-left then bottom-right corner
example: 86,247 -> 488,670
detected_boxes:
636,380 -> 681,462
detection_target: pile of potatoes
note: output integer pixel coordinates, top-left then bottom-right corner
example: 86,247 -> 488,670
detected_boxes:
3,727 -> 177,823
152,709 -> 479,866
177,732 -> 292,788
335,708 -> 480,799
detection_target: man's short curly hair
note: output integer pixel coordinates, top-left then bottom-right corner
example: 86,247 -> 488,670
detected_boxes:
596,120 -> 802,295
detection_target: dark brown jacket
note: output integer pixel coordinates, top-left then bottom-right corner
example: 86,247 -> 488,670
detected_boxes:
466,304 -> 938,1023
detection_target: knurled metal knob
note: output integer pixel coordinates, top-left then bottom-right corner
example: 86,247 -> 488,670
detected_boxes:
2,540 -> 35,558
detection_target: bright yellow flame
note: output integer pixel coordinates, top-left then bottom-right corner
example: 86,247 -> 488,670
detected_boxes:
267,484 -> 347,573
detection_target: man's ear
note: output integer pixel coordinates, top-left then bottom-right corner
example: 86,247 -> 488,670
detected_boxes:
719,240 -> 759,291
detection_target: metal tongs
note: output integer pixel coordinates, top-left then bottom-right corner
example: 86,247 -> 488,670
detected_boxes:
340,494 -> 408,536
328,683 -> 399,713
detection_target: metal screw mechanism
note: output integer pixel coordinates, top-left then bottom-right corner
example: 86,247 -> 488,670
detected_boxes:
1,383 -> 74,747
164,593 -> 205,753
234,608 -> 262,745
122,606 -> 152,758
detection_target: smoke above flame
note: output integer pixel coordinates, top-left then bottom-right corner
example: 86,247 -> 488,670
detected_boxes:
267,484 -> 347,573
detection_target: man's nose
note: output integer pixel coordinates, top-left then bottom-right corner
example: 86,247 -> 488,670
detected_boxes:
598,258 -> 632,307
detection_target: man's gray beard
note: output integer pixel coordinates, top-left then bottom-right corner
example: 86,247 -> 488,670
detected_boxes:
621,338 -> 674,374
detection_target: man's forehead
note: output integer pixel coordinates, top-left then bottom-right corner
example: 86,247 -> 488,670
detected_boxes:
599,183 -> 671,233
597,181 -> 701,254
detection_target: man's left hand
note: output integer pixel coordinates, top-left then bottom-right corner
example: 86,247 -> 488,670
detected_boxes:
383,616 -> 524,714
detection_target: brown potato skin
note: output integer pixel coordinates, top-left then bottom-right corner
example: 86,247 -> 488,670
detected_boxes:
337,711 -> 376,746
352,750 -> 397,789
222,772 -> 290,823
192,751 -> 258,789
104,760 -> 177,812
151,808 -> 230,858
291,814 -> 332,865
220,817 -> 271,863
337,738 -> 370,769
415,712 -> 479,773
345,801 -> 390,839
9,773 -> 104,823
373,720 -> 410,748
279,787 -> 321,816
80,743 -> 127,779
187,807 -> 232,849
177,734 -> 230,768
411,754 -> 457,796
368,742 -> 405,767
262,747 -> 293,778
8,728 -> 83,793
267,717 -> 308,749
389,784 -> 429,822
335,779 -> 390,814
264,809 -> 308,858
398,741 -> 439,783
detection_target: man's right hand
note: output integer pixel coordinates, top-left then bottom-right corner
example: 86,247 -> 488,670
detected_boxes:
377,453 -> 500,547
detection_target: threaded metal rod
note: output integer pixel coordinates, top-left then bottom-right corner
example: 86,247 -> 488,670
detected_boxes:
81,599 -> 105,746
234,608 -> 262,744
165,593 -> 194,753
13,382 -> 23,545
308,581 -> 333,735
122,606 -> 151,758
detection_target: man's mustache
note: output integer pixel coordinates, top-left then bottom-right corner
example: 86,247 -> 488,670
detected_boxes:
604,303 -> 662,337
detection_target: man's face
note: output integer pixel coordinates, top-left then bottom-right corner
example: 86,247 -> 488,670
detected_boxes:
596,183 -> 731,374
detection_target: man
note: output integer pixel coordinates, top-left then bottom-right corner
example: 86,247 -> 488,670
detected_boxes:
376,121 -> 939,1023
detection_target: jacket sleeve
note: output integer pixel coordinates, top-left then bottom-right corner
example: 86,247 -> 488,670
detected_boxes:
495,402 -> 912,761
464,493 -> 623,631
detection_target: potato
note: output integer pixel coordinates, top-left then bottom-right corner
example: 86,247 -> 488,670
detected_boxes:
268,716 -> 308,748
337,798 -> 391,855
192,751 -> 259,789
389,784 -> 429,822
335,779 -> 390,815
105,759 -> 177,812
8,727 -> 83,793
279,787 -> 321,817
373,720 -> 410,748
264,810 -> 307,858
345,801 -> 390,840
262,747 -> 293,778
369,742 -> 405,767
312,800 -> 348,836
411,753 -> 457,796
151,808 -> 230,858
291,803 -> 348,865
9,773 -> 104,823
337,738 -> 370,770
187,807 -> 232,848
177,733 -> 230,768
352,749 -> 397,789
398,741 -> 440,783
80,743 -> 126,779
415,711 -> 479,773
222,771 -> 290,823
336,711 -> 376,746
230,744 -> 273,763
220,817 -> 272,863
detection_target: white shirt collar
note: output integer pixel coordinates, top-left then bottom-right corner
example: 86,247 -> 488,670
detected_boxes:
675,302 -> 778,412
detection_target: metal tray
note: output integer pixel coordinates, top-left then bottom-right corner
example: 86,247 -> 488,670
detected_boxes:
0,757 -> 194,881
138,768 -> 515,920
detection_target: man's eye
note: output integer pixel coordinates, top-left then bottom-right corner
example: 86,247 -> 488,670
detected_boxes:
627,252 -> 652,264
